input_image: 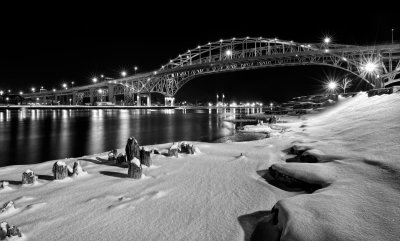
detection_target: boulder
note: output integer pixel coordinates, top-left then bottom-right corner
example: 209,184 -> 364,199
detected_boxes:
300,149 -> 324,163
52,161 -> 68,180
152,148 -> 160,155
128,158 -> 142,179
289,145 -> 310,155
140,147 -> 152,167
22,169 -> 37,184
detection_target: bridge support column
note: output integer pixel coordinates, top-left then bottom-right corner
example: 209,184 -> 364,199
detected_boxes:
136,94 -> 141,106
108,85 -> 115,104
72,91 -> 78,105
147,94 -> 151,107
89,88 -> 95,106
164,96 -> 175,106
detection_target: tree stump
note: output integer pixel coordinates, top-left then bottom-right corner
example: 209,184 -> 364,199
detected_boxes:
1,201 -> 14,213
52,161 -> 68,180
180,142 -> 195,154
0,222 -> 22,238
116,153 -> 127,164
140,147 -> 152,167
126,137 -> 141,161
168,143 -> 179,157
128,158 -> 142,179
22,169 -> 37,184
108,149 -> 117,162
73,161 -> 85,176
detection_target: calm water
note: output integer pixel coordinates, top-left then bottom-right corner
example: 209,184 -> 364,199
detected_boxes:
0,108 -> 263,167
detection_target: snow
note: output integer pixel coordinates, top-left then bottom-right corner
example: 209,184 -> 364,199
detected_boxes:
0,92 -> 399,240
130,157 -> 141,167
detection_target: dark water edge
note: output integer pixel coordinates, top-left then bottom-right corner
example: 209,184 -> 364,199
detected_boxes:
0,108 -> 264,167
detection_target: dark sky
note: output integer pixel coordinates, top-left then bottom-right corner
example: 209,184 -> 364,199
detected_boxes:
0,2 -> 398,103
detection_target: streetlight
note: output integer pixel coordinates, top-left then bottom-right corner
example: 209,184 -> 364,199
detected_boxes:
8,89 -> 11,93
53,88 -> 56,92
69,98 -> 72,105
31,87 -> 36,92
323,37 -> 331,44
121,71 -> 127,77
0,90 -> 3,95
92,77 -> 98,83
6,97 -> 9,105
225,49 -> 232,58
270,103 -> 273,111
62,83 -> 67,89
327,81 -> 338,93
392,29 -> 394,44
19,91 -> 23,95
222,93 -> 225,105
216,93 -> 219,105
134,66 -> 138,74
71,81 -> 75,88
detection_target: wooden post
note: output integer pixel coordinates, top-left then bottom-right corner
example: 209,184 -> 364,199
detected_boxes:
116,153 -> 127,164
108,149 -> 117,162
22,169 -> 37,184
140,147 -> 152,167
126,137 -> 141,161
52,161 -> 68,180
128,158 -> 142,179
72,161 -> 85,176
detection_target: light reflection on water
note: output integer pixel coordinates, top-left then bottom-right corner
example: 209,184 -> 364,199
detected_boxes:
0,108 -> 252,167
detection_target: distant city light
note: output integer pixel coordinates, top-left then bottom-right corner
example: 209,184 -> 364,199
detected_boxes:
225,49 -> 232,56
8,89 -> 11,93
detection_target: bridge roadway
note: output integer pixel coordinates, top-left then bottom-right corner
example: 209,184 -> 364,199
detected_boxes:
22,37 -> 400,106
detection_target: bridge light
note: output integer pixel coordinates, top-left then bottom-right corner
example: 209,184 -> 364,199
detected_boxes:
31,87 -> 35,92
363,61 -> 378,73
232,37 -> 235,40
225,49 -> 232,57
246,36 -> 249,39
324,49 -> 330,53
100,74 -> 104,78
327,81 -> 338,91
121,71 -> 127,77
154,71 -> 157,75
0,90 -> 3,95
53,89 -> 56,92
377,74 -> 380,78
208,42 -> 211,45
342,57 -> 347,61
324,37 -> 331,44
19,91 -> 23,95
197,45 -> 200,49
92,77 -> 98,83
62,83 -> 67,89
274,38 -> 278,41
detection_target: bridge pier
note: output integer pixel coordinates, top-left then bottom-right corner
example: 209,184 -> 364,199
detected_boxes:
108,85 -> 115,104
136,94 -> 141,106
164,96 -> 175,106
89,88 -> 95,106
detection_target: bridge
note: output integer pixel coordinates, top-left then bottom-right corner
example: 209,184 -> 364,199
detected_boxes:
23,37 -> 400,106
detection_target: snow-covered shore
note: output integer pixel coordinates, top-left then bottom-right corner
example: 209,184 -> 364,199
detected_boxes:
1,92 -> 399,240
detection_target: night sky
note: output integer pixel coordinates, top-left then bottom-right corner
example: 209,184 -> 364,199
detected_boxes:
0,3 -> 398,103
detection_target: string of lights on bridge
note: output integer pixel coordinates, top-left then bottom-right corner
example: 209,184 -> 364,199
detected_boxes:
0,34 -> 393,97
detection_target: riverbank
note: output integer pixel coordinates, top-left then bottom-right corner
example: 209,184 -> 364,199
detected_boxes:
1,92 -> 399,240
0,105 -> 177,110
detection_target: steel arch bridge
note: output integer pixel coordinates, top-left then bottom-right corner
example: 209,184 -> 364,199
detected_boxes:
116,37 -> 400,96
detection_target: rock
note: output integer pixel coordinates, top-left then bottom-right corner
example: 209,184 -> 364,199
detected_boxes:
152,148 -> 160,155
300,149 -> 324,163
52,161 -> 68,180
140,147 -> 152,167
1,201 -> 14,213
72,161 -> 85,176
168,143 -> 179,157
0,222 -> 22,239
22,169 -> 37,184
268,165 -> 320,193
128,158 -> 142,179
108,149 -> 117,162
289,145 -> 310,155
116,153 -> 127,164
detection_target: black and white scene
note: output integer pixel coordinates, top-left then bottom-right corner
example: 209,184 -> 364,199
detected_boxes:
0,2 -> 399,241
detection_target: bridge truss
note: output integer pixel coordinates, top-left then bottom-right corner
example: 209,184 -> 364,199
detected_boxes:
116,37 -> 400,96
